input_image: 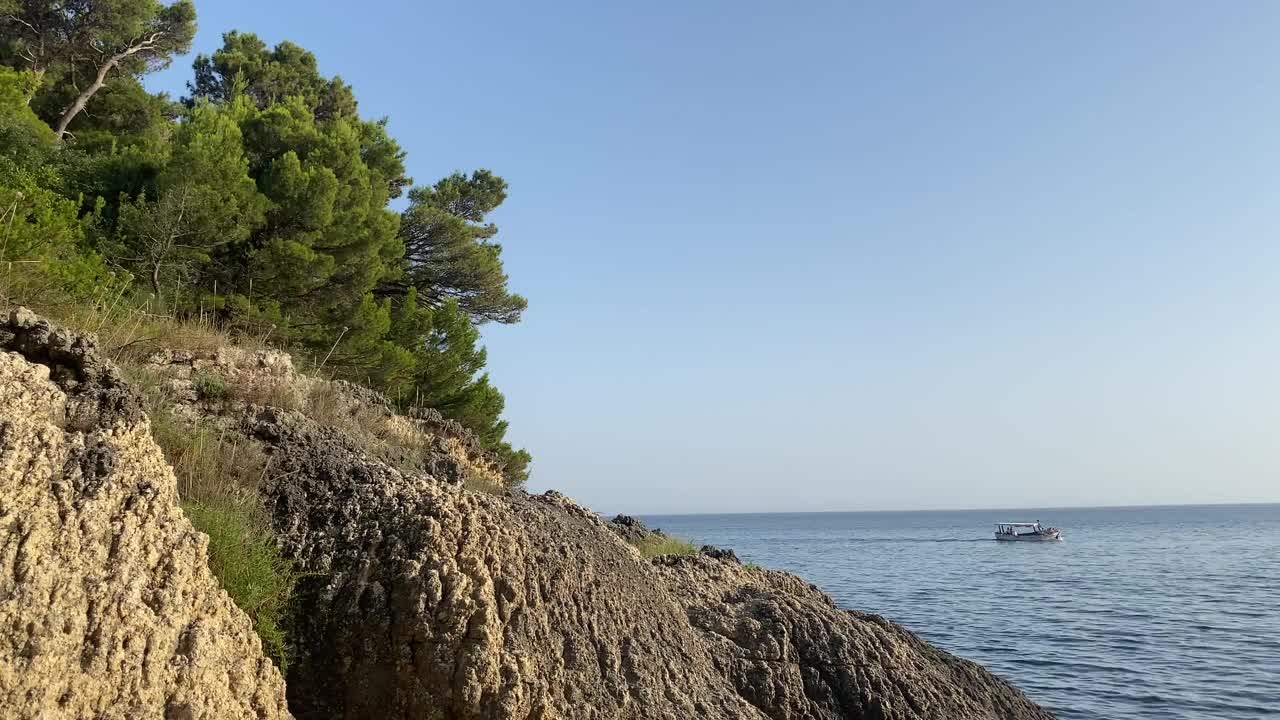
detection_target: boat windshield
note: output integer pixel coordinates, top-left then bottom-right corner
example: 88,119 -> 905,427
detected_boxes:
995,522 -> 1042,533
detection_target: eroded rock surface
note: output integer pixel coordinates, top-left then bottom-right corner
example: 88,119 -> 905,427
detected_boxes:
0,309 -> 290,720
659,555 -> 1053,720
260,411 -> 1055,720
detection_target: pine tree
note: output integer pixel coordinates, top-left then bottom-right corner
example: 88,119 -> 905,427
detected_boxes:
384,170 -> 527,325
1,0 -> 196,139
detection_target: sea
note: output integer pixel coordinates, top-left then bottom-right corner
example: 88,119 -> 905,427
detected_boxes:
641,504 -> 1280,720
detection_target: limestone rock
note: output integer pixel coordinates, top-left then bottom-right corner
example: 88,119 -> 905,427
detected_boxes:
258,413 -> 1055,720
659,554 -> 1054,719
0,309 -> 291,720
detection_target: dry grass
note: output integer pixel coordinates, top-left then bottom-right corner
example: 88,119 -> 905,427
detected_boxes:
133,373 -> 269,510
228,376 -> 304,411
0,270 -> 285,370
294,382 -> 429,476
1,277 -> 262,366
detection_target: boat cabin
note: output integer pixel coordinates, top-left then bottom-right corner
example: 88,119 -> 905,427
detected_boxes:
994,522 -> 1043,536
993,521 -> 1062,541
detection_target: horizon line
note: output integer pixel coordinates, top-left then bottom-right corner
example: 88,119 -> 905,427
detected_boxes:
628,500 -> 1280,518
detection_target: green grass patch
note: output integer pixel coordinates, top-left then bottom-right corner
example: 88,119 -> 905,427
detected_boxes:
125,378 -> 298,671
633,534 -> 700,558
193,372 -> 230,402
184,501 -> 299,672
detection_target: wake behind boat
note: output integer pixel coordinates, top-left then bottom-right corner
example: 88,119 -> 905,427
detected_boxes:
994,521 -> 1062,541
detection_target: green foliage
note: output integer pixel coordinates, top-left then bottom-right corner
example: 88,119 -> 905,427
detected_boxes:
31,76 -> 178,153
633,535 -> 700,558
0,75 -> 116,299
189,31 -> 358,121
494,444 -> 532,487
193,373 -> 230,402
386,170 -> 526,325
0,67 -> 55,167
387,294 -> 530,484
182,34 -> 410,359
184,502 -> 299,672
3,19 -> 531,486
2,0 -> 196,137
111,101 -> 266,305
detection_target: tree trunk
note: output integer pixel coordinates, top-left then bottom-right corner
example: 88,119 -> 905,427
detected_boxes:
54,56 -> 119,139
151,261 -> 163,304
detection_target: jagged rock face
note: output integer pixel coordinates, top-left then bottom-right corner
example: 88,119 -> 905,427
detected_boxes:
255,417 -> 760,719
259,415 -> 1055,720
0,310 -> 291,720
658,557 -> 1054,720
606,513 -> 661,543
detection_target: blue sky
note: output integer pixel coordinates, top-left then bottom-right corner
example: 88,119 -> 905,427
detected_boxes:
149,1 -> 1280,513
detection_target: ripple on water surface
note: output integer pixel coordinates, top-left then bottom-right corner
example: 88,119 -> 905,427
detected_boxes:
643,504 -> 1280,720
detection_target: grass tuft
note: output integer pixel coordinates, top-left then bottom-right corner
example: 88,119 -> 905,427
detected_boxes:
125,371 -> 298,670
633,534 -> 700,558
145,404 -> 268,508
193,372 -> 229,402
184,502 -> 300,672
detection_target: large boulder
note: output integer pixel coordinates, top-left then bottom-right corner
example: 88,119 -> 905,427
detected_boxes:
257,412 -> 1055,720
255,416 -> 760,719
0,309 -> 290,720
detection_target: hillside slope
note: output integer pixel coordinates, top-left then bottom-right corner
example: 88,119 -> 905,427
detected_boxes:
0,309 -> 1053,720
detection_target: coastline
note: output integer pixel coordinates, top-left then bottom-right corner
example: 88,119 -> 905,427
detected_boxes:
0,308 -> 1057,719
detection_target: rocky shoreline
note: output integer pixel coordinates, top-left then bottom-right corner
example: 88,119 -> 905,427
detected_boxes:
0,309 -> 1055,719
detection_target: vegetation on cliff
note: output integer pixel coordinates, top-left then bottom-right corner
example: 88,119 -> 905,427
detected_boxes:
0,6 -> 1063,719
0,0 -> 530,484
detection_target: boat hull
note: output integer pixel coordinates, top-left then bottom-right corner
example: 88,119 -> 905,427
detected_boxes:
994,530 -> 1062,542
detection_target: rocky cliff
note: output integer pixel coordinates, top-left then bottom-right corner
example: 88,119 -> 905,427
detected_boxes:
0,309 -> 1054,720
0,309 -> 291,719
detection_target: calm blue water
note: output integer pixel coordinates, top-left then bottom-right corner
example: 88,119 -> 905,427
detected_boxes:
642,505 -> 1280,720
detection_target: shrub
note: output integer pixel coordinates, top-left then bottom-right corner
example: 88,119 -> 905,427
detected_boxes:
193,373 -> 230,402
184,502 -> 298,672
633,534 -> 699,558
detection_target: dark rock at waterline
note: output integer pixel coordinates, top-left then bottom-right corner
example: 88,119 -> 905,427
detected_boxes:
699,544 -> 740,563
607,512 -> 663,543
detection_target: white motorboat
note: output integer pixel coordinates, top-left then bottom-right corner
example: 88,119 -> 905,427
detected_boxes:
993,521 -> 1062,542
